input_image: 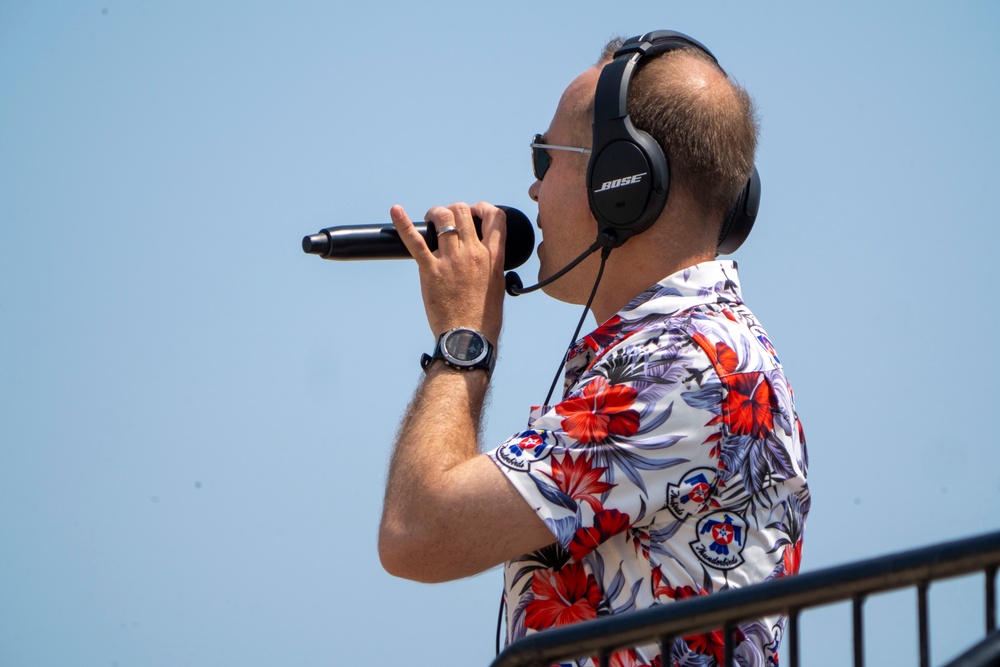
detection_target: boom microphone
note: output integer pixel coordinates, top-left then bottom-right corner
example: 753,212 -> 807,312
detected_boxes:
302,205 -> 535,271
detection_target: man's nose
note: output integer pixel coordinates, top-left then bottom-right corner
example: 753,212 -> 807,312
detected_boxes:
528,179 -> 540,202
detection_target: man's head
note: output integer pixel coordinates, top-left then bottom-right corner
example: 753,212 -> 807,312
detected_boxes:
595,37 -> 759,225
529,34 -> 759,314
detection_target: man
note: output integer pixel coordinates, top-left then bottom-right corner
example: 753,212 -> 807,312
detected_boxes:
379,33 -> 809,666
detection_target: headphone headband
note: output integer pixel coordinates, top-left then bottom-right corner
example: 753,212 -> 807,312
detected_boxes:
586,30 -> 759,253
599,33 -> 721,122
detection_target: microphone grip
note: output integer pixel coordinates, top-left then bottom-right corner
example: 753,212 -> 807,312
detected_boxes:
304,219 -> 469,261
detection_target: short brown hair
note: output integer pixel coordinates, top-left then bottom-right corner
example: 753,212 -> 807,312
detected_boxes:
599,38 -> 759,218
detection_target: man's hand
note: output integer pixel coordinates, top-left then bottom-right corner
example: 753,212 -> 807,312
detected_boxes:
390,201 -> 506,344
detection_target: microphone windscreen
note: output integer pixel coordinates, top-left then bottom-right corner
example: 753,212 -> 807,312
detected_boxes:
498,206 -> 534,271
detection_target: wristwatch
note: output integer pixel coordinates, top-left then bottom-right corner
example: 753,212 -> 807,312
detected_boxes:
420,327 -> 497,376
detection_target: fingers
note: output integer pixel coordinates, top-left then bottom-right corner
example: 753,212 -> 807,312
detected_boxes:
471,201 -> 506,269
424,205 -> 461,254
390,205 -> 436,265
424,203 -> 476,246
398,201 -> 505,268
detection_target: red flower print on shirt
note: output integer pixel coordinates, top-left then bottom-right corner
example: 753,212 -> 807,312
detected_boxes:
692,332 -> 739,374
584,315 -> 623,352
649,573 -> 745,663
687,627 -> 747,664
653,575 -> 707,602
568,509 -> 632,561
524,563 -> 603,630
631,527 -> 650,560
723,372 -> 775,439
780,539 -> 803,577
608,648 -> 655,667
543,452 -> 615,513
556,377 -> 640,444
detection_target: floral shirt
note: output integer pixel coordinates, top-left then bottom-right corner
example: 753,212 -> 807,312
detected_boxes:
488,260 -> 809,667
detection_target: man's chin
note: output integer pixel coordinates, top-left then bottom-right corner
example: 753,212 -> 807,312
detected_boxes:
537,270 -> 579,304
537,260 -> 556,291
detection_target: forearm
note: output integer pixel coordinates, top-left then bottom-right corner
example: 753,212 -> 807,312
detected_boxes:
378,363 -> 490,577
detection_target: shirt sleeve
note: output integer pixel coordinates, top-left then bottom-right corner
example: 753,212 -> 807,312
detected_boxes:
487,328 -> 725,563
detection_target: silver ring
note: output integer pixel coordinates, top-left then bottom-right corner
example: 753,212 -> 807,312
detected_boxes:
436,225 -> 459,237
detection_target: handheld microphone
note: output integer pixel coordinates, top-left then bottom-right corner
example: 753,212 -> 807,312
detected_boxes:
302,205 -> 535,272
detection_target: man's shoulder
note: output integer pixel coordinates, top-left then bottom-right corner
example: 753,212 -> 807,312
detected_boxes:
584,307 -> 717,384
670,300 -> 785,377
615,297 -> 749,351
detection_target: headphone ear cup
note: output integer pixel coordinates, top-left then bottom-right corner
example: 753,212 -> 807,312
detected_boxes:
587,126 -> 669,243
717,165 -> 761,255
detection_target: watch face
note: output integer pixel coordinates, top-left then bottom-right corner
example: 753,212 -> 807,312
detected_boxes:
443,329 -> 487,364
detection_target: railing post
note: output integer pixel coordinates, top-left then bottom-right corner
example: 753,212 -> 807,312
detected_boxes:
987,565 -> 998,634
788,609 -> 800,667
853,594 -> 866,667
918,582 -> 930,667
658,635 -> 674,667
724,623 -> 735,667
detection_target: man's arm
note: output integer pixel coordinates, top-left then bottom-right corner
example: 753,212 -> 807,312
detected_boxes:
377,202 -> 555,583
378,363 -> 555,582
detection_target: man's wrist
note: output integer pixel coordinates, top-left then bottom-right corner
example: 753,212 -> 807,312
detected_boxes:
419,356 -> 492,380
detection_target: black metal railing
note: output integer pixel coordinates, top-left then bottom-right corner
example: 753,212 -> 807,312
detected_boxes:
489,530 -> 1000,667
943,629 -> 1000,667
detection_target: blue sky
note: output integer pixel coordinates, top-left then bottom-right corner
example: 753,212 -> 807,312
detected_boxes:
2,2 -> 999,666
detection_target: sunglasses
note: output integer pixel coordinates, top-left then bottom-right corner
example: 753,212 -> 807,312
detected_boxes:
530,133 -> 592,180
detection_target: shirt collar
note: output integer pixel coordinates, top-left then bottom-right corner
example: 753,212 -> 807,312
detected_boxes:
567,260 -> 743,365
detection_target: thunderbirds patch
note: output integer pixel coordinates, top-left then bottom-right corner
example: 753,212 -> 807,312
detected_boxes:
494,431 -> 551,472
666,467 -> 717,519
690,511 -> 748,570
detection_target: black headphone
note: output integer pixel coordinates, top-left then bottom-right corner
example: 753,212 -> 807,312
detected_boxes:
587,30 -> 761,253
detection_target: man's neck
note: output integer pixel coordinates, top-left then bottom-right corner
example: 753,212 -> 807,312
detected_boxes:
589,249 -> 717,325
